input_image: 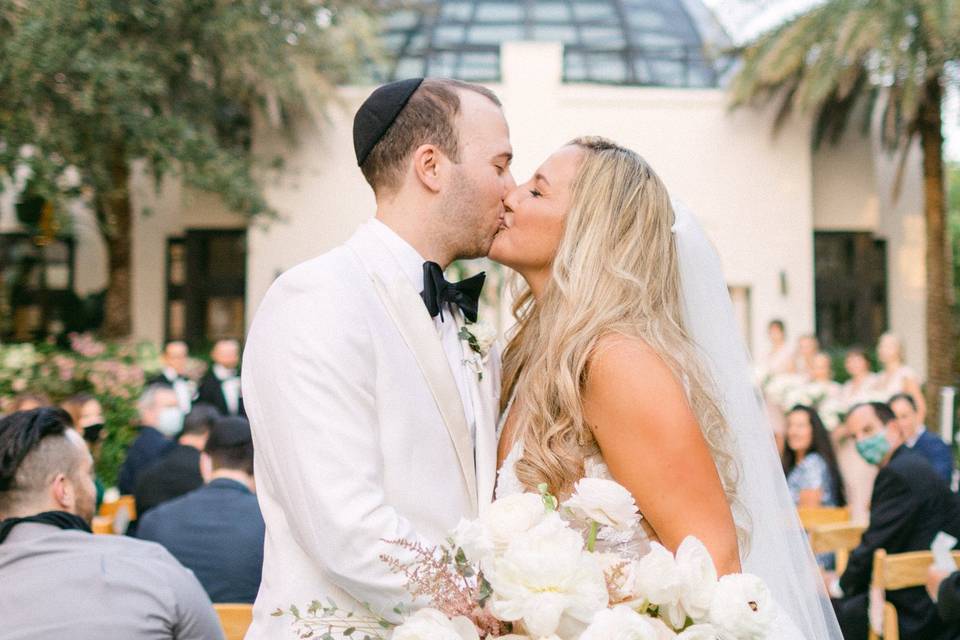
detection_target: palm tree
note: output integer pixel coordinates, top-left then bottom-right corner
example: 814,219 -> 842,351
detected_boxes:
730,0 -> 960,423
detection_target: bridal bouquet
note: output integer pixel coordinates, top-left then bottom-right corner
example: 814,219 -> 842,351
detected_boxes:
280,479 -> 779,639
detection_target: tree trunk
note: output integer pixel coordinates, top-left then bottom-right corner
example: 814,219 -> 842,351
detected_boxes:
100,145 -> 133,339
919,77 -> 956,430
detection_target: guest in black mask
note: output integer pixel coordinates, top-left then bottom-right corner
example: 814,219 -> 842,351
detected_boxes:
0,408 -> 223,639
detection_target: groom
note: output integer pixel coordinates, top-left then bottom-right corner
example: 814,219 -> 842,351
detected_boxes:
241,77 -> 514,637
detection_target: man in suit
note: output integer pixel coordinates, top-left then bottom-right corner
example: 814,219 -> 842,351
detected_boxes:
137,416 -> 264,604
197,339 -> 245,417
833,402 -> 960,640
890,392 -> 954,485
0,408 -> 223,639
134,403 -> 219,516
147,340 -> 196,414
117,385 -> 181,495
242,77 -> 513,637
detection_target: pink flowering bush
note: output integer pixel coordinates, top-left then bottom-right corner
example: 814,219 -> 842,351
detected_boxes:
0,333 -> 154,486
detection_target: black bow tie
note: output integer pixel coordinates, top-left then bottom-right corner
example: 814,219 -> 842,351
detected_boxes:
420,261 -> 485,323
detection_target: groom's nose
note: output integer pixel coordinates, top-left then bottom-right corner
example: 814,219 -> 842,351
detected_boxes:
501,169 -> 517,196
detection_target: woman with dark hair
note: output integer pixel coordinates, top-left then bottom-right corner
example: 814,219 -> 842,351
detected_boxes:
783,404 -> 846,508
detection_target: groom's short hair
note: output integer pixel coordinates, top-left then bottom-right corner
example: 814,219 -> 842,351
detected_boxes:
360,78 -> 501,195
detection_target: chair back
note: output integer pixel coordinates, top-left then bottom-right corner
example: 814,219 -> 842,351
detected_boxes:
867,549 -> 960,640
91,515 -> 113,535
96,495 -> 137,534
808,522 -> 865,575
215,603 -> 253,640
798,506 -> 851,530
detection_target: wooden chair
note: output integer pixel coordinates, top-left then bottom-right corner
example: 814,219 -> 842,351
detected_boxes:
798,506 -> 851,530
867,549 -> 960,640
808,522 -> 866,575
215,603 -> 253,640
91,515 -> 113,535
96,494 -> 137,534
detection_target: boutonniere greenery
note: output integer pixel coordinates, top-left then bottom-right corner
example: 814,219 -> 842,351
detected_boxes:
458,320 -> 496,380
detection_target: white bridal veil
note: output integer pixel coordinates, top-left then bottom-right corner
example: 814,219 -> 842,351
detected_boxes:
671,201 -> 844,640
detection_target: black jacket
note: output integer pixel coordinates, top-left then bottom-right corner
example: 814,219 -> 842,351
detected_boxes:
840,446 -> 960,640
117,427 -> 176,495
196,371 -> 245,417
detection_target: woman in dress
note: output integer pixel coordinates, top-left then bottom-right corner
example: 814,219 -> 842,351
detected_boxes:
782,405 -> 845,509
488,137 -> 841,639
875,332 -> 925,420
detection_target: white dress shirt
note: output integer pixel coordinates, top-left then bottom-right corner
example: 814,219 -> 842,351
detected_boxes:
370,219 -> 477,442
162,366 -> 195,414
213,363 -> 242,416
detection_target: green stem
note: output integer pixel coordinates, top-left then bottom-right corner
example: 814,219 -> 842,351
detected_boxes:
587,520 -> 599,552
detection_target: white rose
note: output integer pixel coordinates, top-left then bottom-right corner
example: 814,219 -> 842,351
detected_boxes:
677,624 -> 719,639
628,543 -> 687,629
579,606 -> 661,640
675,537 -> 718,620
470,321 -> 497,356
484,513 -> 608,638
391,608 -> 479,640
564,478 -> 640,531
451,517 -> 494,564
453,493 -> 547,564
708,574 -> 774,639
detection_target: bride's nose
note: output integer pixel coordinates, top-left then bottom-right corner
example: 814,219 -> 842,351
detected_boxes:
503,184 -> 522,212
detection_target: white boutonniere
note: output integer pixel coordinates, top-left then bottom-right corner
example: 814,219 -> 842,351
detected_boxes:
458,320 -> 496,381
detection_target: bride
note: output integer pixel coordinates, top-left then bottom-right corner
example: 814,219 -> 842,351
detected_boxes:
487,137 -> 842,639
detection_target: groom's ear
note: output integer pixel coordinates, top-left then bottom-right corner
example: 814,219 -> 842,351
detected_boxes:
412,143 -> 443,194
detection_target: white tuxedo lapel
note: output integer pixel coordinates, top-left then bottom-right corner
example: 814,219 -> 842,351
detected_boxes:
454,312 -> 499,510
348,226 -> 479,515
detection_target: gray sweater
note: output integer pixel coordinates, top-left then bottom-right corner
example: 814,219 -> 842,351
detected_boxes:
0,522 -> 225,640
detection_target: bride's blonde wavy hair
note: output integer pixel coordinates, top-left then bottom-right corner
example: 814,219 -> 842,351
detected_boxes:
501,136 -> 746,544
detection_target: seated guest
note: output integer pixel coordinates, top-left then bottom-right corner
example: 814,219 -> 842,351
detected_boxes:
60,393 -> 107,507
138,416 -> 264,603
10,392 -> 51,412
890,392 -> 953,485
197,339 -> 245,417
0,408 -> 224,639
134,403 -> 220,516
783,405 -> 846,508
148,340 -> 196,414
833,402 -> 960,640
117,385 -> 182,494
928,567 -> 960,625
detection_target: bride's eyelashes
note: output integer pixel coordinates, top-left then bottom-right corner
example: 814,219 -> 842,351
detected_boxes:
529,189 -> 543,198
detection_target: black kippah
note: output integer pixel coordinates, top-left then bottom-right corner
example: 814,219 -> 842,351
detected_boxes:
205,416 -> 252,452
353,77 -> 424,166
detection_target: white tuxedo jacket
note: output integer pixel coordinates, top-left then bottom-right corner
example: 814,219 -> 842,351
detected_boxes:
241,221 -> 500,638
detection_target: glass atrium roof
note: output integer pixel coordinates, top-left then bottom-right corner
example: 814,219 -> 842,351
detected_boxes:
374,0 -> 731,87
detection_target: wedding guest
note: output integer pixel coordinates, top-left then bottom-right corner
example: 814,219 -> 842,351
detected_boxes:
138,416 -> 264,603
834,347 -> 879,523
833,402 -> 960,640
810,353 -> 842,396
117,385 -> 181,495
927,566 -> 960,625
134,403 -> 219,516
60,393 -> 106,506
147,340 -> 196,414
0,408 -> 224,639
758,319 -> 795,379
197,339 -> 245,417
795,334 -> 820,379
782,405 -> 845,508
876,332 -> 926,422
890,393 -> 953,485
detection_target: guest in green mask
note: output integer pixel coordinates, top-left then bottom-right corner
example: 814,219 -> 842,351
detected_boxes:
831,401 -> 960,640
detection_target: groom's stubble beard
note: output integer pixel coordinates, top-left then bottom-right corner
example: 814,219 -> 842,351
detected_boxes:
441,165 -> 499,261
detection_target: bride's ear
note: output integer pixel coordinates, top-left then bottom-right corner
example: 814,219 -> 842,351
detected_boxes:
412,143 -> 442,193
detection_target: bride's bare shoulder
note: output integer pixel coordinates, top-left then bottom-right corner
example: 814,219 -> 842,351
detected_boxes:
584,333 -> 692,433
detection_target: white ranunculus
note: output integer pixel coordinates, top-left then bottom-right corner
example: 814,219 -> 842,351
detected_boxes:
675,537 -> 718,620
453,493 -> 547,563
391,608 -> 479,640
628,543 -> 687,629
579,606 -> 661,640
484,513 -> 609,638
676,624 -> 720,639
470,321 -> 498,357
708,574 -> 774,639
564,478 -> 640,531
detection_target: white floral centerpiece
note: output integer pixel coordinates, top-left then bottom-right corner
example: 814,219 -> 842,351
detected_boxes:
280,480 -> 781,639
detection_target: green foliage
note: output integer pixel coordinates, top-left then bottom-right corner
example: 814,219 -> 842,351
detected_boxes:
0,334 -> 156,486
730,0 -> 960,156
0,0 -> 376,235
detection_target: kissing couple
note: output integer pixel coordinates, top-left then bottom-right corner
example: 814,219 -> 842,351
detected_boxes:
241,78 -> 841,639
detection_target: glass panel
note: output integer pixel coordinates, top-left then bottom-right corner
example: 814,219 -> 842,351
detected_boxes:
385,10 -> 419,29
564,51 -> 588,80
381,32 -> 407,51
441,1 -> 474,20
571,0 -> 617,21
648,58 -> 686,86
205,297 -> 244,341
585,53 -> 628,82
468,24 -> 522,44
475,2 -> 524,22
458,52 -> 499,80
395,57 -> 425,79
532,24 -> 578,43
425,51 -> 459,77
634,31 -> 685,48
168,300 -> 186,340
533,2 -> 571,21
206,235 -> 245,281
626,9 -> 667,30
434,24 -> 466,46
580,25 -> 625,47
169,243 -> 186,286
